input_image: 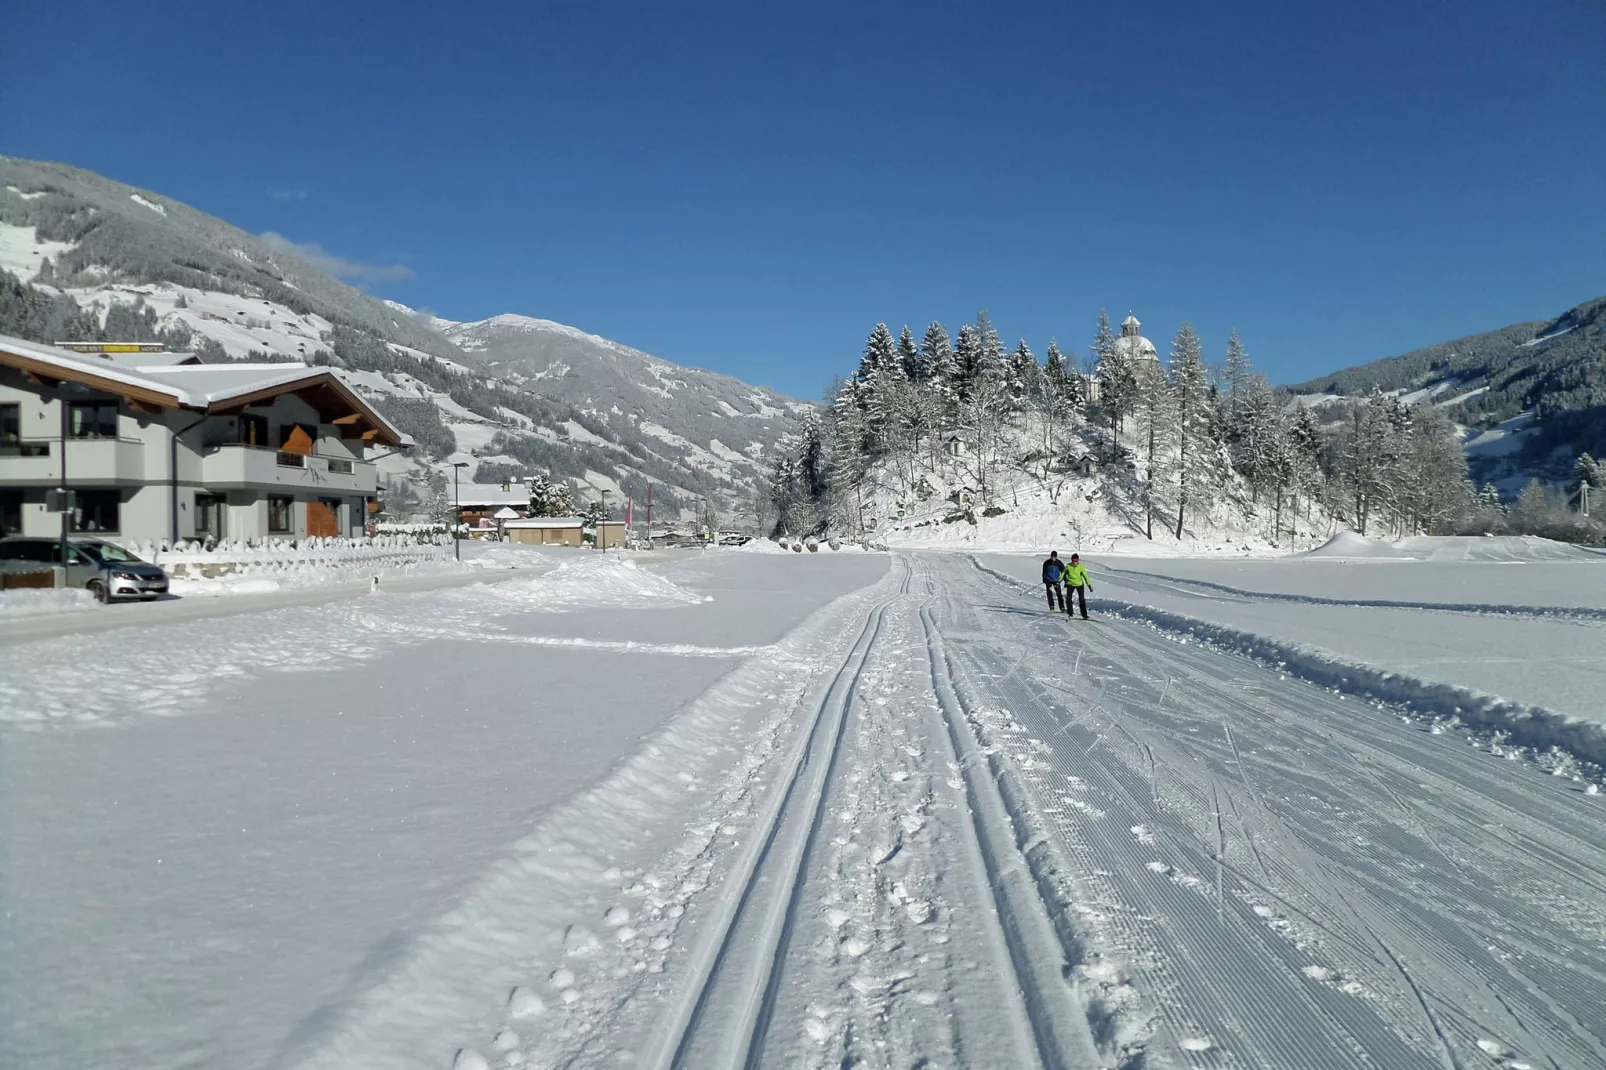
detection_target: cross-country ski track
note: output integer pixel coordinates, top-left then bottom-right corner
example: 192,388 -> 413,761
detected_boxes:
5,550 -> 1602,1070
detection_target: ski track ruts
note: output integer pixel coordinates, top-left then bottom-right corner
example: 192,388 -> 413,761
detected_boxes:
912,556 -> 1108,1070
944,555 -> 1606,1070
753,576 -> 1048,1070
1054,608 -> 1606,1070
639,558 -> 914,1070
1097,563 -> 1606,624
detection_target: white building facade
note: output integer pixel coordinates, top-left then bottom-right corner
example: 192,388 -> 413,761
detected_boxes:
0,336 -> 405,544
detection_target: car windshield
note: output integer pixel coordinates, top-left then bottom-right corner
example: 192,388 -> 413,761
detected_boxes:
78,541 -> 142,563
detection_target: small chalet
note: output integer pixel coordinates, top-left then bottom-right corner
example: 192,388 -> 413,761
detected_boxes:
502,516 -> 584,546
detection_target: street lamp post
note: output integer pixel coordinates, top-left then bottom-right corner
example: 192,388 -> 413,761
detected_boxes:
451,461 -> 469,561
599,489 -> 610,552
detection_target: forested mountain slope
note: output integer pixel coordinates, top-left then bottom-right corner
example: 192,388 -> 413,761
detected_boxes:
1285,294 -> 1606,487
0,155 -> 804,520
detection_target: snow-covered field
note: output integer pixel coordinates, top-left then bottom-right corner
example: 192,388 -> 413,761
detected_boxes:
2,547 -> 1602,1070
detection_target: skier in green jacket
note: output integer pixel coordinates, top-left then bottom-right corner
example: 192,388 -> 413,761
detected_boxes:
1062,553 -> 1093,619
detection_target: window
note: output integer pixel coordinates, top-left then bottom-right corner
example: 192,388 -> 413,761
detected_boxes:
0,491 -> 22,536
327,458 -> 353,474
0,539 -> 53,563
195,494 -> 227,539
2,405 -> 49,457
70,490 -> 120,533
238,413 -> 269,447
268,495 -> 294,534
68,401 -> 120,439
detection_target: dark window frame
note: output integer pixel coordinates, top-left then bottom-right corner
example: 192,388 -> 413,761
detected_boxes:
195,494 -> 227,539
70,490 -> 121,534
0,490 -> 21,536
67,400 -> 120,440
1,402 -> 18,444
238,413 -> 269,447
267,495 -> 294,534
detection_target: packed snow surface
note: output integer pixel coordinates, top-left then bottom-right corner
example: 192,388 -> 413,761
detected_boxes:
2,549 -> 1602,1070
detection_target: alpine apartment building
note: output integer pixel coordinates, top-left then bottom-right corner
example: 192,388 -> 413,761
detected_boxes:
0,335 -> 406,543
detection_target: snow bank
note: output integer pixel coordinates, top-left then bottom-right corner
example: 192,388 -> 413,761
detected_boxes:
0,588 -> 99,618
1105,597 -> 1606,774
1302,531 -> 1414,559
968,555 -> 1606,778
732,537 -> 792,554
1395,535 -> 1603,562
1304,531 -> 1601,563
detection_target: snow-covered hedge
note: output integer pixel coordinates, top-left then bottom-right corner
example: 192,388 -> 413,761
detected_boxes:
125,535 -> 452,579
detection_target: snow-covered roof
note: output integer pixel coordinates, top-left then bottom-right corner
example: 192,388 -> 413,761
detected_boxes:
0,333 -> 404,445
1111,335 -> 1159,361
97,350 -> 202,368
454,487 -> 532,507
491,506 -> 523,519
502,516 -> 583,529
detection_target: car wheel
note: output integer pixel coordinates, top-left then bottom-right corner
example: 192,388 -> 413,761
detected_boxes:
87,579 -> 108,603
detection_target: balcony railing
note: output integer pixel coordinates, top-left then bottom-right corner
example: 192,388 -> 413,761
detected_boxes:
199,444 -> 374,491
0,437 -> 144,482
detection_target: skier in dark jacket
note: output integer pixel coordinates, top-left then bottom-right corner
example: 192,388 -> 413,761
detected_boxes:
1041,551 -> 1066,611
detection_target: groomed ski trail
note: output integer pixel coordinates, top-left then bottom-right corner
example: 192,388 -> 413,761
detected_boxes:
942,552 -> 1606,1069
644,555 -> 1109,1069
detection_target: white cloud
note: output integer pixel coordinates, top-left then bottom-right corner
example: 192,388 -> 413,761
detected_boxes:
266,187 -> 307,201
259,231 -> 413,284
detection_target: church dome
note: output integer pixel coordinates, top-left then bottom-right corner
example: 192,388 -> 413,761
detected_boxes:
1112,313 -> 1158,362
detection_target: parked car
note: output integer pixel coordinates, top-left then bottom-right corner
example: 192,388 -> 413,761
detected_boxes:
0,537 -> 170,602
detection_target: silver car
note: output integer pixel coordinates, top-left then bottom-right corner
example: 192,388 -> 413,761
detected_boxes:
0,537 -> 171,602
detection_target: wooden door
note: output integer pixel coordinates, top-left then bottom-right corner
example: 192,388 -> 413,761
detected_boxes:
306,499 -> 338,538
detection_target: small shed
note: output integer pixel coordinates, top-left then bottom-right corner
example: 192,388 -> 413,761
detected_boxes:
503,516 -> 584,546
593,519 -> 627,550
492,505 -> 522,539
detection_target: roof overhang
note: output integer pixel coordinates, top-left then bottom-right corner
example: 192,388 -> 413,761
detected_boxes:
0,336 -> 405,448
206,371 -> 403,447
0,344 -> 184,408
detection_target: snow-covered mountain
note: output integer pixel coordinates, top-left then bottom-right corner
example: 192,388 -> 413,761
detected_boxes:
0,155 -> 807,520
1284,293 -> 1606,493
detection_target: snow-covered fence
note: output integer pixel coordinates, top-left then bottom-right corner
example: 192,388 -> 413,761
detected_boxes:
126,535 -> 453,579
374,521 -> 451,537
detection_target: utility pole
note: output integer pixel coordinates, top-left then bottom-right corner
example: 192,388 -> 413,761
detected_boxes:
451,461 -> 468,560
599,489 -> 610,552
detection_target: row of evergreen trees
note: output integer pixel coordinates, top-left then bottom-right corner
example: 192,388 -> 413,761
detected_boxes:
767,309 -> 1492,543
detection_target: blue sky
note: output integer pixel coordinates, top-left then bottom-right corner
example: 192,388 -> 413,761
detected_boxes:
4,1 -> 1603,399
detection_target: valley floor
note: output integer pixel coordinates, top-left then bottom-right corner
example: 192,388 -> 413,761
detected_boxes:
1,550 -> 1602,1069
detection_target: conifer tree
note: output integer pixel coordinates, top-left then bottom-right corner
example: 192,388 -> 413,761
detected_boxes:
953,323 -> 981,402
1169,323 -> 1211,538
918,321 -> 954,385
897,325 -> 920,381
1091,309 -> 1132,440
1007,339 -> 1037,411
1133,358 -> 1176,539
1222,330 -> 1253,415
